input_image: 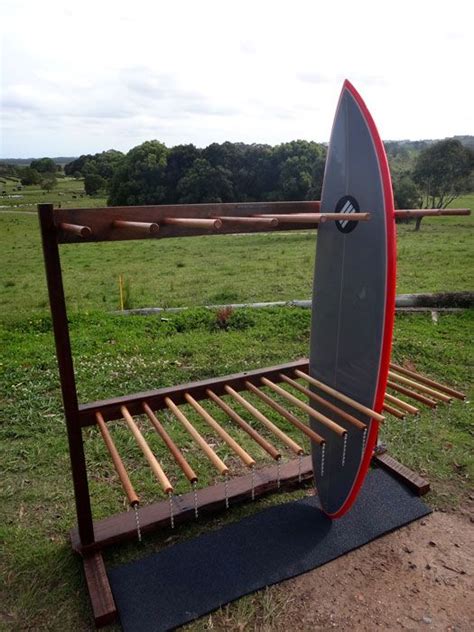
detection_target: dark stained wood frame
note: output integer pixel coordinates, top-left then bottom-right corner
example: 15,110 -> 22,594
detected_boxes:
38,200 -> 461,628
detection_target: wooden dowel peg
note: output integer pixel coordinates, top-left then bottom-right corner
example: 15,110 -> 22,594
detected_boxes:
162,217 -> 222,230
261,377 -> 346,437
245,381 -> 325,445
142,402 -> 198,483
59,222 -> 92,238
206,389 -> 281,460
394,209 -> 470,218
389,363 -> 466,400
95,412 -> 139,506
382,403 -> 406,419
184,393 -> 256,468
387,371 -> 452,403
279,373 -> 366,431
294,370 -> 385,423
386,380 -> 438,408
384,393 -> 419,415
120,406 -> 173,494
113,220 -> 160,235
254,212 -> 370,224
164,397 -> 229,475
215,215 -> 279,227
225,385 -> 304,455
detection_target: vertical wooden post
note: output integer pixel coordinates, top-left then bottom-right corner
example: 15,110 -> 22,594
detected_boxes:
38,204 -> 95,545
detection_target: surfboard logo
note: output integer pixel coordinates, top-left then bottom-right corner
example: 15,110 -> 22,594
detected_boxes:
335,195 -> 360,233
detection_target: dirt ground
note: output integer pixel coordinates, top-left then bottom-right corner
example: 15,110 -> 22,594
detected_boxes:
272,510 -> 473,631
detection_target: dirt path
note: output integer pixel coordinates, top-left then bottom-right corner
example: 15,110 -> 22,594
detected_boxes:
271,511 -> 473,631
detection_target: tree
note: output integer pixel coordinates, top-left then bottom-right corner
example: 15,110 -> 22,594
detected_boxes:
233,144 -> 275,201
271,140 -> 327,200
278,155 -> 313,199
65,150 -> 124,184
413,139 -> 474,209
393,175 -> 422,210
164,144 -> 201,203
84,173 -> 106,195
108,141 -> 168,205
64,155 -> 89,176
176,159 -> 234,203
41,175 -> 57,192
30,157 -> 57,174
20,167 -> 41,186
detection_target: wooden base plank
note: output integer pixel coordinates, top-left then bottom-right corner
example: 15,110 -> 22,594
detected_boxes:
83,551 -> 117,627
373,452 -> 430,495
72,452 -> 431,553
71,456 -> 314,553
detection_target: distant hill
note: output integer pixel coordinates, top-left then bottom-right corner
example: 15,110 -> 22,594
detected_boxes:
453,136 -> 474,150
384,136 -> 474,156
1,136 -> 473,164
0,157 -> 77,166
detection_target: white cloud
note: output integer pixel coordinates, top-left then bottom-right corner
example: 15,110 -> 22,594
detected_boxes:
0,0 -> 473,157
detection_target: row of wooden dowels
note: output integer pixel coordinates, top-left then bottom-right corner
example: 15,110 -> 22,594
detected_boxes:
382,362 -> 466,419
94,364 -> 464,535
58,208 -> 471,238
59,213 -> 371,237
93,370 -> 376,533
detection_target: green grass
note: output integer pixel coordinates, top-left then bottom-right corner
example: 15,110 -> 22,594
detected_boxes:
0,306 -> 472,630
0,191 -> 472,630
1,194 -> 473,317
0,176 -> 107,213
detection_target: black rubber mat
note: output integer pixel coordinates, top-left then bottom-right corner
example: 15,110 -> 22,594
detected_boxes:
108,468 -> 431,631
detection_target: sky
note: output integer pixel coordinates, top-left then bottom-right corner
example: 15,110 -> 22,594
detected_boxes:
1,0 -> 473,158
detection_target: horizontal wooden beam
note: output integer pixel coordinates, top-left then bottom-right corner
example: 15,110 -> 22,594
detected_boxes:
72,451 -> 430,555
51,203 -> 470,243
54,201 -> 321,243
78,359 -> 309,426
71,455 -> 314,554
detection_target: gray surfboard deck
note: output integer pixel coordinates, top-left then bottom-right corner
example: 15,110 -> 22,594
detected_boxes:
309,80 -> 396,517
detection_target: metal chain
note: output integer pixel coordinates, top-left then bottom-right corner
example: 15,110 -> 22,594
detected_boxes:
168,492 -> 175,529
251,466 -> 255,501
224,474 -> 229,509
192,480 -> 199,519
133,503 -> 142,543
342,433 -> 348,467
277,457 -> 281,489
320,443 -> 326,477
362,426 -> 368,452
298,453 -> 302,483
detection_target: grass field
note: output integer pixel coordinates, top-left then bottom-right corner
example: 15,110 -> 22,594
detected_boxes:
0,190 -> 472,630
1,194 -> 473,317
0,176 -> 106,213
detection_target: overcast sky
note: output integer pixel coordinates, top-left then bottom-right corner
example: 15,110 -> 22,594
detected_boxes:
1,0 -> 473,158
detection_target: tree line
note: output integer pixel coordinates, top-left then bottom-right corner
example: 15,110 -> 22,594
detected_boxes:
2,136 -> 472,208
64,141 -> 327,204
64,138 -> 473,209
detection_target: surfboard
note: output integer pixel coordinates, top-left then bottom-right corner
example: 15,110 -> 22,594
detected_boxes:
309,80 -> 396,518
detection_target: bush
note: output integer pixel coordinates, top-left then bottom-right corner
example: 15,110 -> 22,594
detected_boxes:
84,174 -> 106,196
20,168 -> 41,186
